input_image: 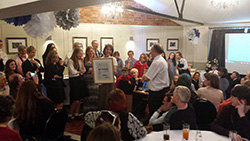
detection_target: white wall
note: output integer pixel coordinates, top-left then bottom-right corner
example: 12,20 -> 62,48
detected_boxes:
182,26 -> 209,69
0,21 -> 183,65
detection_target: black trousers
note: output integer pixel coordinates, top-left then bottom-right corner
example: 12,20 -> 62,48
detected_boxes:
148,87 -> 168,116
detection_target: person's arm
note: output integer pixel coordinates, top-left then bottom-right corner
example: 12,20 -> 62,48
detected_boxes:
211,106 -> 231,137
236,100 -> 250,139
143,61 -> 159,81
113,57 -> 117,75
127,112 -> 147,139
36,59 -> 44,72
149,110 -> 169,125
182,58 -> 188,70
68,60 -> 78,75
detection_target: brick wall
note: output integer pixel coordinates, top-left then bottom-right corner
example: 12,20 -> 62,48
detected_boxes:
79,0 -> 180,26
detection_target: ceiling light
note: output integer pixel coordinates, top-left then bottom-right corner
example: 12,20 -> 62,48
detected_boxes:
211,0 -> 239,9
101,2 -> 123,19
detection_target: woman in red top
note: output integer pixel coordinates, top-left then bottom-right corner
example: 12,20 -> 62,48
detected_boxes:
131,53 -> 148,78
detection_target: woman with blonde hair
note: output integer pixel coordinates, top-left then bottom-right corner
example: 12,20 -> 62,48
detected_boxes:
44,51 -> 65,109
68,48 -> 88,121
82,46 -> 99,112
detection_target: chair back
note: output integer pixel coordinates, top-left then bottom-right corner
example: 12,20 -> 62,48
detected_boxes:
44,109 -> 68,140
193,98 -> 217,130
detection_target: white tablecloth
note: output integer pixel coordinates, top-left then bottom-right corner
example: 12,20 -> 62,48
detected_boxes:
136,130 -> 229,141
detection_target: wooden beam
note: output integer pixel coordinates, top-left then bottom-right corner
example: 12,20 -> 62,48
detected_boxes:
124,6 -> 204,25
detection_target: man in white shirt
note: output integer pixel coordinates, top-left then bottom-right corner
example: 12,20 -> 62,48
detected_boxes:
92,40 -> 103,58
64,42 -> 81,66
142,44 -> 170,116
0,40 -> 8,71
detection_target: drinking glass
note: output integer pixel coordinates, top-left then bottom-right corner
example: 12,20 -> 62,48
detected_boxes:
163,123 -> 170,141
229,130 -> 237,141
182,123 -> 190,140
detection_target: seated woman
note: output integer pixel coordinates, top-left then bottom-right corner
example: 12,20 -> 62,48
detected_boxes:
13,80 -> 55,140
192,72 -> 200,91
0,95 -> 22,141
86,122 -> 121,141
169,86 -> 197,130
197,73 -> 223,111
166,74 -> 179,95
129,68 -> 143,90
211,85 -> 250,140
176,73 -> 198,104
84,89 -> 147,141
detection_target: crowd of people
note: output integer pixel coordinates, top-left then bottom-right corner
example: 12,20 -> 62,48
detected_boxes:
0,38 -> 250,141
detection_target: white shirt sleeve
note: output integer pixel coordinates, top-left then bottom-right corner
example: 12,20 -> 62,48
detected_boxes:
149,111 -> 169,125
1,52 -> 8,64
67,59 -> 78,76
181,58 -> 188,70
145,61 -> 160,80
113,57 -> 117,66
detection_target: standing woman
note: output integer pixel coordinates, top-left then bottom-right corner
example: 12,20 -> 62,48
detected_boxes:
167,52 -> 177,84
68,48 -> 87,120
45,51 -> 65,109
113,51 -> 123,77
83,46 -> 99,112
42,43 -> 55,68
176,52 -> 190,75
4,59 -> 18,80
218,68 -> 229,99
15,45 -> 27,75
98,44 -> 117,110
131,53 -> 148,78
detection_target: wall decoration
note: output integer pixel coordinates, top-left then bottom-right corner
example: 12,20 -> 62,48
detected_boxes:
167,38 -> 179,51
92,58 -> 114,84
146,38 -> 159,51
6,38 -> 27,54
72,37 -> 88,51
100,37 -> 114,52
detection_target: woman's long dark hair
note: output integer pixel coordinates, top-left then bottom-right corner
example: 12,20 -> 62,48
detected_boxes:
168,52 -> 176,66
14,80 -> 48,124
4,59 -> 18,79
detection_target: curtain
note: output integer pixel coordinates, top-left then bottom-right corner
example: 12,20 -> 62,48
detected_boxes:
208,29 -> 244,68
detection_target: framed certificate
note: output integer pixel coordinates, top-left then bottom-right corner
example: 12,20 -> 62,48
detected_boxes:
93,58 -> 114,84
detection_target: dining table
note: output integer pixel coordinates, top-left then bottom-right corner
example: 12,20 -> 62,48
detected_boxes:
136,130 -> 230,141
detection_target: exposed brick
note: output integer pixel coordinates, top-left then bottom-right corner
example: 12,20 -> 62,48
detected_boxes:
79,0 -> 179,26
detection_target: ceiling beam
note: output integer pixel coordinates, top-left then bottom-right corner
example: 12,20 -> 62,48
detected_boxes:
124,6 -> 204,25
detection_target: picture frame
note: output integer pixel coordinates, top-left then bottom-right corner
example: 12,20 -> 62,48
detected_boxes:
72,37 -> 88,51
146,38 -> 159,51
92,58 -> 114,84
6,38 -> 27,54
167,38 -> 179,51
100,37 -> 114,52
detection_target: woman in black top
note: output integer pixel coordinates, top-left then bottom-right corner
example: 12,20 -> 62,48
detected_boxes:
14,80 -> 54,140
192,72 -> 200,91
42,43 -> 56,68
44,51 -> 65,109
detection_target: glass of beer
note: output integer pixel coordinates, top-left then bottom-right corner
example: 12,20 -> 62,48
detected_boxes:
182,123 -> 190,140
163,123 -> 170,141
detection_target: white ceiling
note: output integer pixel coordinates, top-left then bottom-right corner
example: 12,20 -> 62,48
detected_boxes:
134,0 -> 250,25
1,0 -> 250,26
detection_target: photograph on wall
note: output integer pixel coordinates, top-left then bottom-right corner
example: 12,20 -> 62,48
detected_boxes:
6,38 -> 27,54
100,37 -> 114,52
167,38 -> 179,51
146,38 -> 159,51
72,37 -> 88,52
93,58 -> 114,84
